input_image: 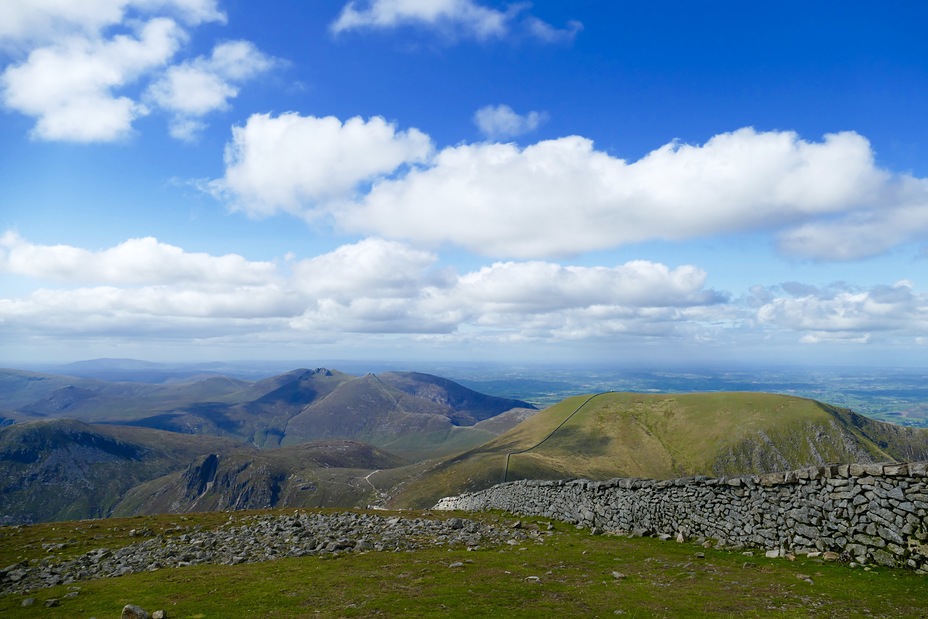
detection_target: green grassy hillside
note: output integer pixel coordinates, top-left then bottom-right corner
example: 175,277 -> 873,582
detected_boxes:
392,392 -> 928,508
2,510 -> 927,618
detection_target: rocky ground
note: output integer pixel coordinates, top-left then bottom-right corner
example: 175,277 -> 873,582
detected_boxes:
1,511 -> 540,596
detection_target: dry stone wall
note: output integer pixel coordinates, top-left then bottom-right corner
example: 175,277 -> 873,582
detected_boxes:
435,461 -> 928,572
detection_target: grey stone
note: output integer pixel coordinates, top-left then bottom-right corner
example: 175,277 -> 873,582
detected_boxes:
122,605 -> 151,619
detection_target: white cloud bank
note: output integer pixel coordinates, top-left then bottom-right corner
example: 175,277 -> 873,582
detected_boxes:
753,281 -> 928,344
0,233 -> 727,346
213,117 -> 928,261
4,233 -> 927,356
0,231 -> 277,285
331,0 -> 582,43
0,0 -> 273,142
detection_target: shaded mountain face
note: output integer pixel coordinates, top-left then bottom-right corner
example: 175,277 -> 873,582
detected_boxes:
0,417 -> 416,524
0,367 -> 536,454
112,441 -> 410,516
0,419 -> 243,524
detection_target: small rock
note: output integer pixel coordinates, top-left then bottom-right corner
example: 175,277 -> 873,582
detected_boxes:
675,531 -> 686,543
796,573 -> 814,584
448,562 -> 465,568
765,549 -> 780,559
43,598 -> 60,607
122,604 -> 151,619
152,611 -> 167,619
822,551 -> 840,562
64,591 -> 79,599
742,551 -> 754,557
524,576 -> 541,583
695,552 -> 705,559
611,571 -> 626,579
21,598 -> 35,607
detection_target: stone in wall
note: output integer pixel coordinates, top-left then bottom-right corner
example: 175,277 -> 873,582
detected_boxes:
435,461 -> 928,573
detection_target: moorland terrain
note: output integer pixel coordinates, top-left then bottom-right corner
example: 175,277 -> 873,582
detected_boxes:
2,363 -> 928,524
3,360 -> 928,617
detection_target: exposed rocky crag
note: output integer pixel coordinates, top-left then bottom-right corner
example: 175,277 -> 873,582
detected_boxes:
112,441 -> 409,516
0,420 -> 242,524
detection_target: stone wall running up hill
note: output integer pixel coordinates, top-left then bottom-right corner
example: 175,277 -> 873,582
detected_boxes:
435,461 -> 928,573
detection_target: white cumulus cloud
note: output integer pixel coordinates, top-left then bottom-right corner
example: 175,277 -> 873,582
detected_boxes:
339,128 -> 888,258
1,18 -> 185,141
146,40 -> 275,141
212,121 -> 928,262
0,0 -> 272,142
776,176 -> 928,261
330,0 -> 581,43
474,104 -> 547,140
211,113 -> 433,217
0,0 -> 224,47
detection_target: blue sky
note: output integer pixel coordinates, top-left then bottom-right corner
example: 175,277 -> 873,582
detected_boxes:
1,1 -> 927,367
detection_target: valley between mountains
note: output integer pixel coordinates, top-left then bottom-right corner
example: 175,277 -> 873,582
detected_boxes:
2,366 -> 928,525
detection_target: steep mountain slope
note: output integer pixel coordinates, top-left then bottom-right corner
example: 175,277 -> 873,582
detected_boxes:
392,392 -> 928,508
0,419 -> 243,524
113,440 -> 410,516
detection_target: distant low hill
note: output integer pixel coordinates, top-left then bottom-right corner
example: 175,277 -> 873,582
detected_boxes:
391,392 -> 928,508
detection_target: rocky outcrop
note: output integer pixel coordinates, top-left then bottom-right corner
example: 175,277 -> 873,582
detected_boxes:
435,461 -> 928,572
0,511 -> 534,595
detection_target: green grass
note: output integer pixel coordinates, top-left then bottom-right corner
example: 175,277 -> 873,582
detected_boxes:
391,392 -> 928,508
2,510 -> 927,618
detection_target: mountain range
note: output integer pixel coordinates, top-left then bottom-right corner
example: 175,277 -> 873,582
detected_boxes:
2,364 -> 928,524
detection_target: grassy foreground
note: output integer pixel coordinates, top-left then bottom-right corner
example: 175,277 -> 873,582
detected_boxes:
2,510 -> 928,618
